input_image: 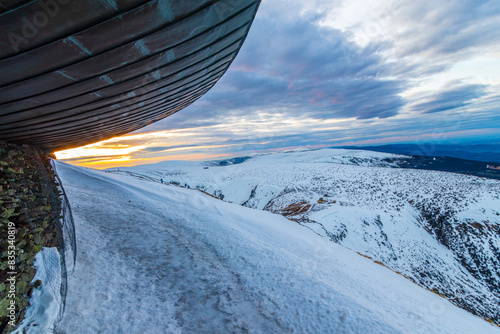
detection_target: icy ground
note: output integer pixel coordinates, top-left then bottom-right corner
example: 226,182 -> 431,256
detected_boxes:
50,161 -> 500,333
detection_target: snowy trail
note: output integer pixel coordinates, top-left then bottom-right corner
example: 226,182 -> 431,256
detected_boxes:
54,162 -> 499,333
55,163 -> 279,333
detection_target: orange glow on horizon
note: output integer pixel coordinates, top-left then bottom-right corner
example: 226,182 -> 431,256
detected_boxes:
66,152 -> 234,169
53,114 -> 500,170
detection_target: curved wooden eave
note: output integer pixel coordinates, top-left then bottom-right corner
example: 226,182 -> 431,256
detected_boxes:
0,0 -> 261,151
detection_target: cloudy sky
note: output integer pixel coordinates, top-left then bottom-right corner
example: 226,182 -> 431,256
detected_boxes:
57,0 -> 500,168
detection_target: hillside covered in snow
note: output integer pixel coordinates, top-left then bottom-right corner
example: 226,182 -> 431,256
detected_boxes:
25,159 -> 494,333
112,148 -> 500,325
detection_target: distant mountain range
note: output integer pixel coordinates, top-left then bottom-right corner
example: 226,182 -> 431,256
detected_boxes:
214,147 -> 500,180
338,144 -> 500,164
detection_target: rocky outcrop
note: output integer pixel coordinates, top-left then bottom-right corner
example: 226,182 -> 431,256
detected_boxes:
417,202 -> 500,322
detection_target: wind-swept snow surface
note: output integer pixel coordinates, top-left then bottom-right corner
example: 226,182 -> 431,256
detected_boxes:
55,161 -> 498,333
117,148 -> 500,323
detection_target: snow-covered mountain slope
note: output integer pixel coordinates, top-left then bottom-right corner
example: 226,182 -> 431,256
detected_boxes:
53,161 -> 500,333
113,148 -> 500,324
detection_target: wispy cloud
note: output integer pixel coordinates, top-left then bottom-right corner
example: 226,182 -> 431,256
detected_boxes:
410,82 -> 487,114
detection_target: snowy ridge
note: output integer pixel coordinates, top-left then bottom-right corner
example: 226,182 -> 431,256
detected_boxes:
54,161 -> 500,333
115,148 -> 500,324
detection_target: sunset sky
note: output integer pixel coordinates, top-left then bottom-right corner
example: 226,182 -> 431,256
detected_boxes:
56,0 -> 500,169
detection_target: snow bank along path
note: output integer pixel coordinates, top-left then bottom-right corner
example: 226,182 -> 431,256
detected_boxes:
54,162 -> 499,333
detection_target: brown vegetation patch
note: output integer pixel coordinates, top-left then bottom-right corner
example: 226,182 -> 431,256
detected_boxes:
356,252 -> 373,259
278,202 -> 312,216
469,222 -> 484,229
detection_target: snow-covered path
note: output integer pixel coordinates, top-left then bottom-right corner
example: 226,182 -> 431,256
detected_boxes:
54,162 -> 499,333
55,163 -> 278,333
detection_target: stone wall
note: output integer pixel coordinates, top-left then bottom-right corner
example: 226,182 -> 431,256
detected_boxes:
0,142 -> 62,333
